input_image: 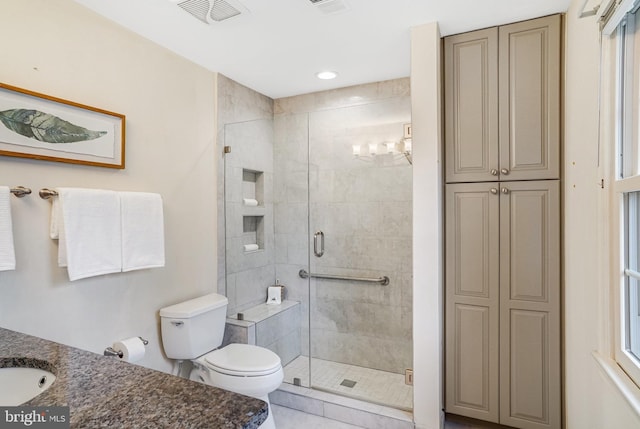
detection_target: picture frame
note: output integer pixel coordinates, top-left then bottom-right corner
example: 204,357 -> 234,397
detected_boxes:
0,83 -> 125,169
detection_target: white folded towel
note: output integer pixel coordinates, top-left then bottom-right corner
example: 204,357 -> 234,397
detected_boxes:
49,197 -> 61,239
0,187 -> 16,271
58,188 -> 122,281
243,198 -> 259,206
49,196 -> 69,267
120,192 -> 165,272
243,243 -> 259,252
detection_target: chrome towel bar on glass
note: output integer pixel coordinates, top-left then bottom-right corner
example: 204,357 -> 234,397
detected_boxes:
10,186 -> 32,198
39,188 -> 58,200
298,269 -> 389,286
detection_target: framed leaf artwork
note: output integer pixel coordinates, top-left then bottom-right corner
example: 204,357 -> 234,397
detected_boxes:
0,83 -> 125,169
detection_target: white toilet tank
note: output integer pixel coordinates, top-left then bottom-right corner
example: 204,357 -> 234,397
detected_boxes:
159,293 -> 228,360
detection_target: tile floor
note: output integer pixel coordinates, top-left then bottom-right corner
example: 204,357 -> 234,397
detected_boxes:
283,355 -> 413,411
272,406 -> 513,429
278,357 -> 507,428
272,405 -> 363,429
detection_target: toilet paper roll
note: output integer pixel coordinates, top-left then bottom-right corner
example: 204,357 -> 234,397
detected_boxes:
243,198 -> 259,206
243,244 -> 259,252
113,337 -> 146,363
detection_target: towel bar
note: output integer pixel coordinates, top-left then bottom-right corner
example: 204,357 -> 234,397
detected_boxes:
10,186 -> 32,198
298,269 -> 389,286
39,188 -> 58,200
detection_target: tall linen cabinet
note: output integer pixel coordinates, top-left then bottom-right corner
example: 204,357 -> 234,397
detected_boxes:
444,14 -> 562,429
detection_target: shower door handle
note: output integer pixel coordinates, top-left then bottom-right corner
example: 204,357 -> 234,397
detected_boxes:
314,231 -> 325,257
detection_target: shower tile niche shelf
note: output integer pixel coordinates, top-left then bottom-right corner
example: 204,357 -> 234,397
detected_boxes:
243,215 -> 264,252
242,169 -> 264,207
242,206 -> 266,216
241,168 -> 266,252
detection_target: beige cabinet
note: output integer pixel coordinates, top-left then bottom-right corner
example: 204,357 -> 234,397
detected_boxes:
445,181 -> 561,429
445,183 -> 500,423
444,15 -> 562,428
445,15 -> 561,183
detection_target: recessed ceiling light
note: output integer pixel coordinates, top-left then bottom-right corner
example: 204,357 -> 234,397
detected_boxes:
316,71 -> 338,80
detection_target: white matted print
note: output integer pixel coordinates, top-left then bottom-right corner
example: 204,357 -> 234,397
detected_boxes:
0,83 -> 125,169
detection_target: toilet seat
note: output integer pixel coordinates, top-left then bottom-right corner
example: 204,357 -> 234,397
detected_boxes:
203,343 -> 281,377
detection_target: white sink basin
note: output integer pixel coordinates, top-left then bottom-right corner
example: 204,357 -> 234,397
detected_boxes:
0,367 -> 56,406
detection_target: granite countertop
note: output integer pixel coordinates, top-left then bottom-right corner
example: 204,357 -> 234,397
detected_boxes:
0,327 -> 268,428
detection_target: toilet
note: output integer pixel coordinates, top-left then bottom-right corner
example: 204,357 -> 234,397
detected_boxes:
159,293 -> 283,429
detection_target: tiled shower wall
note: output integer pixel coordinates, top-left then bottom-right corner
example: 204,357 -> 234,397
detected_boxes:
274,79 -> 413,374
217,74 -> 276,315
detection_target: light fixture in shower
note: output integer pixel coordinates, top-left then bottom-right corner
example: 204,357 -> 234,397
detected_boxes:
352,123 -> 412,165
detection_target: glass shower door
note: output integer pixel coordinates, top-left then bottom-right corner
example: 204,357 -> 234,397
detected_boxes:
307,98 -> 414,410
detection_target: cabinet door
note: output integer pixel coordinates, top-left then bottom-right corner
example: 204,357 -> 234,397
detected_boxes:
445,28 -> 499,183
499,180 -> 560,429
498,15 -> 561,181
445,183 -> 500,422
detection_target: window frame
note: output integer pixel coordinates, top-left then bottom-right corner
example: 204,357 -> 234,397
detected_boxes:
610,7 -> 640,388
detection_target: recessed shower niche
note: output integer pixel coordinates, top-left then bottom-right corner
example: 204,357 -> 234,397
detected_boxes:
242,169 -> 264,207
242,169 -> 265,252
242,215 -> 263,251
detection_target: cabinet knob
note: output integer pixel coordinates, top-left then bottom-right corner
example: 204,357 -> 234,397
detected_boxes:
501,187 -> 509,194
490,169 -> 498,176
490,188 -> 498,195
501,168 -> 510,175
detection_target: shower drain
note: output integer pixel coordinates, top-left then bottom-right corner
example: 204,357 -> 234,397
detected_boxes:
340,379 -> 357,388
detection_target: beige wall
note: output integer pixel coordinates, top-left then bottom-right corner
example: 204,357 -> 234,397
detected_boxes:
411,21 -> 443,429
0,0 -> 218,373
563,0 -> 640,427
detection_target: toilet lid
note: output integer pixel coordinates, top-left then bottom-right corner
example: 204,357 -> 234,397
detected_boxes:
204,344 -> 282,376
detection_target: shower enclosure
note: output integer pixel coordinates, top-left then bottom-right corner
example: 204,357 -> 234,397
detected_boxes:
221,80 -> 413,411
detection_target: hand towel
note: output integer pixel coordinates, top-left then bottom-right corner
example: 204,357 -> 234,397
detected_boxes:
0,186 -> 16,271
49,195 -> 69,267
54,193 -> 69,267
58,188 -> 122,281
120,192 -> 165,272
49,197 -> 61,239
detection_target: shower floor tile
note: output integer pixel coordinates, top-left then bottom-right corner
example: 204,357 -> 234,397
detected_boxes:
283,355 -> 413,411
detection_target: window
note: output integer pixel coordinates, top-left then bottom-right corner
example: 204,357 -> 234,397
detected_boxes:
613,2 -> 640,387
624,192 -> 640,361
618,9 -> 640,180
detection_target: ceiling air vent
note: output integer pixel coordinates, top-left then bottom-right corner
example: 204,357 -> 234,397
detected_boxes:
175,0 -> 249,24
177,0 -> 209,23
309,0 -> 350,15
210,0 -> 241,21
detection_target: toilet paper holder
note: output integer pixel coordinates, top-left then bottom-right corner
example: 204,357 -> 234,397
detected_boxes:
104,336 -> 148,358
